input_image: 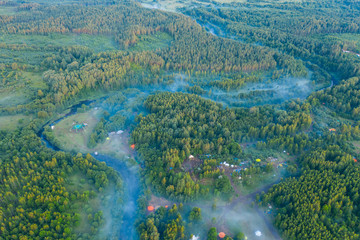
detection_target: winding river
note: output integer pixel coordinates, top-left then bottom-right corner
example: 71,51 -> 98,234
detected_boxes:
38,101 -> 142,240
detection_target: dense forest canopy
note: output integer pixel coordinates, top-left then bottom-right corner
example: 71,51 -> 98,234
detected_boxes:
0,0 -> 360,239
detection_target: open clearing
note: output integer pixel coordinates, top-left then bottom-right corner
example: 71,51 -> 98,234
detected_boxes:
188,195 -> 279,240
52,108 -> 132,158
0,33 -> 118,53
0,71 -> 46,107
0,6 -> 17,15
52,109 -> 102,152
0,90 -> 29,107
129,32 -> 173,51
0,114 -> 31,130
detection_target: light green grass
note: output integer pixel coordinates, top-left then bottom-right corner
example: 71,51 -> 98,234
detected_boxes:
0,114 -> 31,130
0,71 -> 47,107
53,110 -> 101,152
0,90 -> 29,107
22,71 -> 47,89
0,48 -> 49,65
129,32 -> 173,51
0,33 -> 118,53
236,169 -> 283,195
53,108 -> 131,158
0,6 -> 17,16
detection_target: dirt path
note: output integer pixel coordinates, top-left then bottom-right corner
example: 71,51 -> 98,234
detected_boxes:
253,203 -> 282,240
215,178 -> 282,239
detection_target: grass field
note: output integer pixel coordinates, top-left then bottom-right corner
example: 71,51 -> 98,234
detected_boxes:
52,108 -> 132,158
0,6 -> 17,15
236,169 -> 283,195
129,32 -> 173,51
22,71 -> 47,89
0,114 -> 32,130
53,109 -> 101,152
0,71 -> 47,107
0,90 -> 28,107
0,48 -> 50,65
0,33 -> 118,53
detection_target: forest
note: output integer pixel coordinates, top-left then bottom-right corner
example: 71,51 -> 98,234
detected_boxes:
0,0 -> 360,239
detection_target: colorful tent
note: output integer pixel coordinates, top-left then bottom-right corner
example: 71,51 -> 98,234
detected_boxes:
147,206 -> 154,211
256,159 -> 261,162
219,232 -> 226,238
72,123 -> 85,131
131,144 -> 135,150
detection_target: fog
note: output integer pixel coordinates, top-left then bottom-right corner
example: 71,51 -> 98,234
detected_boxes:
208,76 -> 314,107
75,72 -> 312,239
187,198 -> 281,240
94,154 -> 142,240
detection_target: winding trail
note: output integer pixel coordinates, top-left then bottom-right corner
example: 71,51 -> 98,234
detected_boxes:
219,179 -> 282,240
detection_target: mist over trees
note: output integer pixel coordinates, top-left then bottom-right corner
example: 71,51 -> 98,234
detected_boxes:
0,0 -> 360,239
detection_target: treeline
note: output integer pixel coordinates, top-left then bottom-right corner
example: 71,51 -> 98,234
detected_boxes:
0,1 -> 315,118
88,112 -> 127,148
310,76 -> 360,119
0,128 -> 123,239
0,2 -> 307,73
138,204 -> 244,240
262,145 -> 360,239
138,205 -> 185,240
131,92 -> 314,200
184,0 -> 360,79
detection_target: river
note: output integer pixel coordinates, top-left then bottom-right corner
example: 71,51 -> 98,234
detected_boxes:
38,102 -> 142,240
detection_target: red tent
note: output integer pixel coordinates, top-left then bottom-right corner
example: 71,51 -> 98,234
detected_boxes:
219,232 -> 226,238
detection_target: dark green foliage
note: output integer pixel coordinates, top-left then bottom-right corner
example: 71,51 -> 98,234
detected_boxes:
207,227 -> 217,240
0,130 -> 122,239
138,205 -> 185,240
132,92 -> 315,200
262,146 -> 360,239
88,112 -> 127,148
310,77 -> 360,119
235,232 -> 245,240
188,207 -> 202,222
184,0 -> 360,79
